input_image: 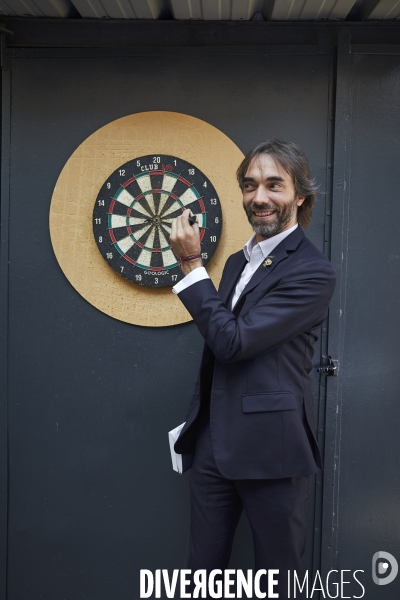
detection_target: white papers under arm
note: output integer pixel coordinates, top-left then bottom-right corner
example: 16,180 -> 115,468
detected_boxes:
168,422 -> 194,474
168,422 -> 186,473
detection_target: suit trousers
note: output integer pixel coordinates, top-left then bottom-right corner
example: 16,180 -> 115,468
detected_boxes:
187,405 -> 309,599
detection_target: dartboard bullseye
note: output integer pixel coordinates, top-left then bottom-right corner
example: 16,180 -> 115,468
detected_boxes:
93,154 -> 223,287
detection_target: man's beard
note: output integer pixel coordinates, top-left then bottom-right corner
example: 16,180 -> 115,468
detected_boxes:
243,199 -> 297,239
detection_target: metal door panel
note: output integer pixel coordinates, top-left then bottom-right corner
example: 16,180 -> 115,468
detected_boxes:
4,45 -> 332,599
325,35 -> 400,598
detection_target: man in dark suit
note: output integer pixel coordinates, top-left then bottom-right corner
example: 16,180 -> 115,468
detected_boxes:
169,140 -> 336,598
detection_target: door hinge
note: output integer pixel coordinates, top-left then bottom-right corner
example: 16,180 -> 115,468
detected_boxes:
317,355 -> 339,376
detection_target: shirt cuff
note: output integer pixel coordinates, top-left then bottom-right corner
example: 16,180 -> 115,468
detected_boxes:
172,267 -> 210,295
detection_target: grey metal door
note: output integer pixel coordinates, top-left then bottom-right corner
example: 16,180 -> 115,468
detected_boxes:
323,32 -> 400,598
1,40 -> 334,599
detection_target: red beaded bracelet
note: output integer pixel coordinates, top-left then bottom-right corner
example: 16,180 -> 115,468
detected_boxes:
179,253 -> 202,263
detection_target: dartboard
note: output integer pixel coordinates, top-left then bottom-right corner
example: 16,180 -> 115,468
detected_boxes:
93,154 -> 223,287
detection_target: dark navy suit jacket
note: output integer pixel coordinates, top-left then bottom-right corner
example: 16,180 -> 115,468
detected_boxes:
174,226 -> 336,479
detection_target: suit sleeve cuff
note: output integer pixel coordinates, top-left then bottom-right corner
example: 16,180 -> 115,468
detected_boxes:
172,267 -> 209,295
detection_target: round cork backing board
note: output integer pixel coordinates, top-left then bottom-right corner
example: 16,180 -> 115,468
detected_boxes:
49,111 -> 251,327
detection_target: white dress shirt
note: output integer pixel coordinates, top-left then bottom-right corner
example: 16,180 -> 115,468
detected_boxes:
172,223 -> 298,309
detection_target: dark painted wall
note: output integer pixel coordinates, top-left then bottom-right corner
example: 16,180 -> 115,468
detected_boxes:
3,43 -> 331,600
0,20 -> 400,600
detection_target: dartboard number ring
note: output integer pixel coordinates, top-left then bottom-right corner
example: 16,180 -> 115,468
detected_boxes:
93,154 -> 223,288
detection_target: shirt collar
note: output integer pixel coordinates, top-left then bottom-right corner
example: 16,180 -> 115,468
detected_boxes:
243,223 -> 299,262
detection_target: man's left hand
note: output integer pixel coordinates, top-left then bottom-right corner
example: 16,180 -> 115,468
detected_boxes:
170,209 -> 203,276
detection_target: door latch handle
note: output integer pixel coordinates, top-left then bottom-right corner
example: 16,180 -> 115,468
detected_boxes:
317,355 -> 339,376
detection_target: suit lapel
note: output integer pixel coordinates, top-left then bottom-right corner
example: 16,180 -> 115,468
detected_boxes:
218,251 -> 247,307
235,226 -> 305,302
218,227 -> 305,310
238,243 -> 288,298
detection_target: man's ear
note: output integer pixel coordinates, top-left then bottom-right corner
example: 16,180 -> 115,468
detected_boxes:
296,196 -> 305,207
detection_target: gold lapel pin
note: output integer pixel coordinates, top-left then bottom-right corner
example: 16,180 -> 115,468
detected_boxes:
263,256 -> 274,268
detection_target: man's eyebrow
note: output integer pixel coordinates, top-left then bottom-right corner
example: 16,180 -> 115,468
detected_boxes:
242,175 -> 285,183
266,175 -> 285,182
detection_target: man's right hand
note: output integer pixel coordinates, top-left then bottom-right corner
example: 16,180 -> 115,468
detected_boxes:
170,209 -> 203,275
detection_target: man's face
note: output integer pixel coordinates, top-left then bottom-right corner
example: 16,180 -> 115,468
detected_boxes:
242,153 -> 305,240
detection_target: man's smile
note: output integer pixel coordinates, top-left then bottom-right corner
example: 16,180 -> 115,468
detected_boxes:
253,209 -> 276,219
